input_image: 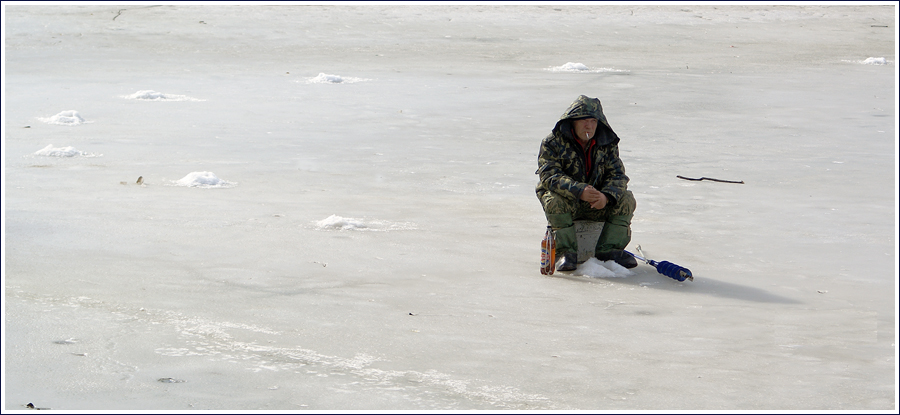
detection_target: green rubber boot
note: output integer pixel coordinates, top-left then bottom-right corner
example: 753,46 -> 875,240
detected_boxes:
546,213 -> 578,255
595,213 -> 633,254
594,213 -> 636,268
547,213 -> 579,271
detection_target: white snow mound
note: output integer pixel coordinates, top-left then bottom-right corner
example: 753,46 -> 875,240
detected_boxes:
38,110 -> 88,126
556,62 -> 590,71
173,171 -> 235,188
123,90 -> 204,101
33,144 -> 100,158
843,57 -> 889,65
316,214 -> 368,230
862,57 -> 887,65
573,258 -> 635,278
305,73 -> 371,84
547,62 -> 629,73
315,214 -> 416,231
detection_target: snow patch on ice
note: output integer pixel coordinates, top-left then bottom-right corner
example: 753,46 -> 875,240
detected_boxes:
553,62 -> 590,71
573,258 -> 634,278
171,171 -> 236,188
842,57 -> 890,65
122,90 -> 204,101
32,144 -> 101,158
37,110 -> 90,126
316,214 -> 368,230
315,214 -> 415,231
861,57 -> 887,65
547,62 -> 629,73
304,73 -> 371,84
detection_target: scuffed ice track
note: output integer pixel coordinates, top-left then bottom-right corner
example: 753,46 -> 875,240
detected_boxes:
5,289 -> 556,410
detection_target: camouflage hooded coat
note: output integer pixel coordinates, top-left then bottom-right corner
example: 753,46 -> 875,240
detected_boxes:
535,95 -> 629,207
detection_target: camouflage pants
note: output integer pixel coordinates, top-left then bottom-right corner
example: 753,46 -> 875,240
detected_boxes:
538,189 -> 636,256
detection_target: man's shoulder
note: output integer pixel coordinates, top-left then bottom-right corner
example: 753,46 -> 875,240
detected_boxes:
541,131 -> 567,146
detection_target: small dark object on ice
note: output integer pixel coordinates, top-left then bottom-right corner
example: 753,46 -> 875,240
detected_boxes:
677,175 -> 744,184
136,176 -> 143,185
26,403 -> 50,410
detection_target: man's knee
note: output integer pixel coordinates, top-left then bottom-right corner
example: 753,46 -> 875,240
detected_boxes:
539,191 -> 577,216
614,190 -> 636,216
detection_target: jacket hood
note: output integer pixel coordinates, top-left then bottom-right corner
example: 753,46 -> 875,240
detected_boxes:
553,95 -> 619,146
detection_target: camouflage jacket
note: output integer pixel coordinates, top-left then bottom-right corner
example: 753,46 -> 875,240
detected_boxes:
535,95 -> 629,206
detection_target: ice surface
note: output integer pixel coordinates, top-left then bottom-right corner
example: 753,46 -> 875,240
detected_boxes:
2,3 -> 897,412
305,73 -> 371,84
32,144 -> 100,158
122,90 -> 204,101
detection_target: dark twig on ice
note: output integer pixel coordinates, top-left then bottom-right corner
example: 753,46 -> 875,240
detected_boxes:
113,6 -> 161,21
677,175 -> 744,184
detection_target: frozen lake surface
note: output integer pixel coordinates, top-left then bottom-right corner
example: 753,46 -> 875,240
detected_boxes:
2,4 -> 897,411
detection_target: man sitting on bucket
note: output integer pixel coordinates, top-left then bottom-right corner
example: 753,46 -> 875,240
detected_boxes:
536,95 -> 638,272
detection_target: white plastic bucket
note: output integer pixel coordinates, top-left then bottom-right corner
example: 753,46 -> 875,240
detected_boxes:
574,220 -> 604,263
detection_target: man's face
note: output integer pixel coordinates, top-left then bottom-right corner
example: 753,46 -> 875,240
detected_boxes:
572,118 -> 598,142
